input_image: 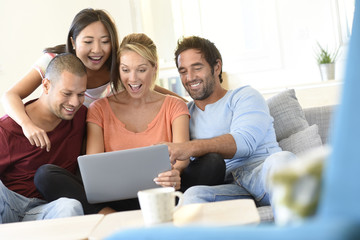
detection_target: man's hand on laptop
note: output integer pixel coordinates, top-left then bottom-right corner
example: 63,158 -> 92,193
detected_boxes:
163,142 -> 193,165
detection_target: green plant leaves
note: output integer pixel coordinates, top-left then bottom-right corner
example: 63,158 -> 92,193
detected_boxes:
315,42 -> 340,64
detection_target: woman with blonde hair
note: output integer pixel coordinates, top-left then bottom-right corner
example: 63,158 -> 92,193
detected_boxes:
86,33 -> 190,188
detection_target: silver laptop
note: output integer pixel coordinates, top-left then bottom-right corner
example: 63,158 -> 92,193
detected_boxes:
77,144 -> 171,204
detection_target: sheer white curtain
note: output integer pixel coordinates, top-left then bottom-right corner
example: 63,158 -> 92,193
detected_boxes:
131,0 -> 353,90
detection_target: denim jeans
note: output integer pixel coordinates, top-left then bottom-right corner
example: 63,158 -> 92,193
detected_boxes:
0,180 -> 84,223
183,151 -> 296,206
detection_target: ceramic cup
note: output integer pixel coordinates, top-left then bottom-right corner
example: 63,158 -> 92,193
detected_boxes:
138,187 -> 183,226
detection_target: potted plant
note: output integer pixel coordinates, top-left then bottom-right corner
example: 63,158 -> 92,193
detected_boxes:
315,42 -> 340,81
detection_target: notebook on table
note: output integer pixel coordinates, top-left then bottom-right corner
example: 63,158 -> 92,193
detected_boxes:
77,144 -> 171,204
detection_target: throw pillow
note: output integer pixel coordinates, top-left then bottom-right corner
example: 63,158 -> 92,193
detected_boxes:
279,124 -> 322,155
267,89 -> 309,142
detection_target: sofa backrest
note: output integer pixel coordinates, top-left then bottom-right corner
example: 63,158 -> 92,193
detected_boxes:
303,105 -> 335,144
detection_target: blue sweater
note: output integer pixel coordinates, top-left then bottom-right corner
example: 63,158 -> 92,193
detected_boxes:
187,86 -> 281,176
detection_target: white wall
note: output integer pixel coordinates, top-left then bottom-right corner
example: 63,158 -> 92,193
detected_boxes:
0,0 -> 134,116
0,0 -> 354,116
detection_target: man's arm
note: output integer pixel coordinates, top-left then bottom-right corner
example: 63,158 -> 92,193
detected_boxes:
167,87 -> 273,164
166,134 -> 236,164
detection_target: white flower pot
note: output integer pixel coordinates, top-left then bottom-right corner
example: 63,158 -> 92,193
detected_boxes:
319,63 -> 335,81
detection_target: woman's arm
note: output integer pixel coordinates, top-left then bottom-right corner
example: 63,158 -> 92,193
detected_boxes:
171,114 -> 190,172
154,114 -> 190,190
86,122 -> 105,155
153,85 -> 188,102
86,122 -> 116,214
1,69 -> 51,151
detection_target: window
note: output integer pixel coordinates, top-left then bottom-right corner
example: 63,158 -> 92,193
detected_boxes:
131,0 -> 355,93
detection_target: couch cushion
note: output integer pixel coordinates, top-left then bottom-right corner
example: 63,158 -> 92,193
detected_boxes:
267,89 -> 309,142
279,124 -> 322,155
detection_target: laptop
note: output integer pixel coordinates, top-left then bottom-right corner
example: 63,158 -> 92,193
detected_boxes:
77,144 -> 171,204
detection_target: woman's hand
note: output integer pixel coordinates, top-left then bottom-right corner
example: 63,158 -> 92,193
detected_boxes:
22,121 -> 51,152
153,168 -> 181,190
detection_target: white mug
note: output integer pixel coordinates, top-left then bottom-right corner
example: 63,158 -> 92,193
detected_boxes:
138,187 -> 183,226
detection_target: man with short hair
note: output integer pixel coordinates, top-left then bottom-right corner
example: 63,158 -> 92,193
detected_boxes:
0,53 -> 87,223
166,36 -> 294,206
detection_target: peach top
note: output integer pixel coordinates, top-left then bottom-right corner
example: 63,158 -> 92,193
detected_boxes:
87,95 -> 189,152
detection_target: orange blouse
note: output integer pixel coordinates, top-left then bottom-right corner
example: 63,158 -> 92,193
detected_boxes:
87,95 -> 190,152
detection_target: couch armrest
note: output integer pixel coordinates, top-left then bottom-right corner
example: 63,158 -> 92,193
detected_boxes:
303,105 -> 336,144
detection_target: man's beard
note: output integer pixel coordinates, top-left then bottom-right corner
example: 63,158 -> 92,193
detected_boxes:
186,75 -> 215,101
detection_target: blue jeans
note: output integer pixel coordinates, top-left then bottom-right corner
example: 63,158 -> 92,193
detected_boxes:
183,151 -> 296,206
0,181 -> 84,223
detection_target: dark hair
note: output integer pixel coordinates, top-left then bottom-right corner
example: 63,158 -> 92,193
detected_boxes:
45,53 -> 87,84
43,44 -> 66,54
116,33 -> 158,92
174,36 -> 223,83
44,8 -> 119,87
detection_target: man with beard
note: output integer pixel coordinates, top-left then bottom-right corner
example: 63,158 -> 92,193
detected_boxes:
0,53 -> 86,223
165,36 -> 294,207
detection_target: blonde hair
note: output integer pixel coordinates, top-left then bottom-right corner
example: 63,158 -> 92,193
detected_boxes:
116,33 -> 158,90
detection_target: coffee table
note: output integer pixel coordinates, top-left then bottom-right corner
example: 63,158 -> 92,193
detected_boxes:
89,199 -> 260,239
0,214 -> 103,240
0,199 -> 259,240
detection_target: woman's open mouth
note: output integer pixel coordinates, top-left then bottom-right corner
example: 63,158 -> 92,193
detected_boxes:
88,56 -> 103,63
129,84 -> 142,92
